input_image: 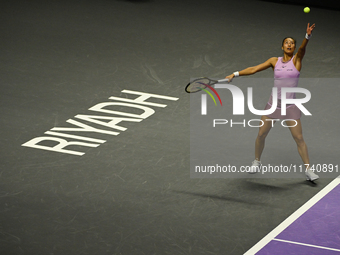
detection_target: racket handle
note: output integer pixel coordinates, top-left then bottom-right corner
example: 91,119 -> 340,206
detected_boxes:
217,78 -> 229,83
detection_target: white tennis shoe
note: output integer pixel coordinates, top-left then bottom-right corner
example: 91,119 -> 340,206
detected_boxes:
248,159 -> 261,174
305,168 -> 319,181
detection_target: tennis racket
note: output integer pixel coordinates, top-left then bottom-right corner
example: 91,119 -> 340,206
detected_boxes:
185,77 -> 229,93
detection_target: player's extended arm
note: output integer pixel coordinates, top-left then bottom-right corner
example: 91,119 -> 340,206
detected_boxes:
225,57 -> 277,82
296,23 -> 315,62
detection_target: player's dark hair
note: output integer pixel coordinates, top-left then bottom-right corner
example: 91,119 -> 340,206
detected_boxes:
282,37 -> 296,46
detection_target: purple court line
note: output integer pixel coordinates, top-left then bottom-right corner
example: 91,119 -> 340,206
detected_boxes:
272,238 -> 340,253
244,176 -> 340,255
254,239 -> 340,255
273,184 -> 340,251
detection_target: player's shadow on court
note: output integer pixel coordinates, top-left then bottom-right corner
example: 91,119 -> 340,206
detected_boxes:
242,180 -> 290,192
244,179 -> 318,191
286,180 -> 318,187
172,190 -> 270,207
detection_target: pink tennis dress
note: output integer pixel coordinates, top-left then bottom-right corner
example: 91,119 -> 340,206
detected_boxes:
264,56 -> 301,120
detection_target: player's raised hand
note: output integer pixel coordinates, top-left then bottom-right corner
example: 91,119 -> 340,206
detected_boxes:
307,23 -> 315,36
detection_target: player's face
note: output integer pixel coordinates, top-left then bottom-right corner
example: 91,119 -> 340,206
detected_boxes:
282,38 -> 296,53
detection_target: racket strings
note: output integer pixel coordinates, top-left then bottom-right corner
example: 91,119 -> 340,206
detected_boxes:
186,78 -> 211,93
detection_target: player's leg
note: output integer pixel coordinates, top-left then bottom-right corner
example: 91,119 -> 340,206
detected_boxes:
249,115 -> 275,173
286,119 -> 319,181
255,115 -> 276,160
286,119 -> 309,165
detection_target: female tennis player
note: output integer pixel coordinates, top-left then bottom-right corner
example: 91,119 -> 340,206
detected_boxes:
225,23 -> 319,181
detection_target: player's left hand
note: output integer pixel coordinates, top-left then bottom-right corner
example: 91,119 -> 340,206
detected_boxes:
307,23 -> 315,36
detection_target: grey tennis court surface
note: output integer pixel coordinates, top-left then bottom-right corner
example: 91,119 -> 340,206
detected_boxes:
1,0 -> 339,254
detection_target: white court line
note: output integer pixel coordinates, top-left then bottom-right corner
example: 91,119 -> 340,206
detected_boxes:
273,238 -> 340,252
244,176 -> 340,255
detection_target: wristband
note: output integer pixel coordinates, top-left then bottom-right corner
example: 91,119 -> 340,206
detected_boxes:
233,71 -> 239,77
305,33 -> 312,40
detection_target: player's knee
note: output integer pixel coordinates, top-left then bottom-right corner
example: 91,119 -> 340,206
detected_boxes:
257,131 -> 269,140
293,134 -> 304,144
